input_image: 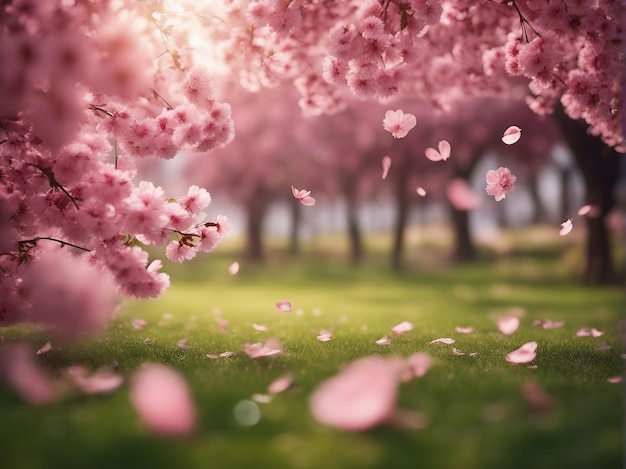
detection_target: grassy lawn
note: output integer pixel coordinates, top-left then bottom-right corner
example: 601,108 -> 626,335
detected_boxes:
0,227 -> 623,469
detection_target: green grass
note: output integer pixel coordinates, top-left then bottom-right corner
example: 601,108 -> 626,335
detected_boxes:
0,227 -> 623,469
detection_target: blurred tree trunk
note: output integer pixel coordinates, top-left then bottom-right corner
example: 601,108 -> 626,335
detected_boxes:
553,105 -> 620,284
391,151 -> 410,271
288,197 -> 301,256
448,158 -> 482,262
245,191 -> 269,262
346,192 -> 363,265
558,167 -> 574,222
528,176 -> 550,224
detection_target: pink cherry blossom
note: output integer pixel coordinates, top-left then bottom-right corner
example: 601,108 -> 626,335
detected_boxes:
505,342 -> 538,364
291,186 -> 316,206
244,338 -> 282,358
429,338 -> 455,345
424,140 -> 451,161
391,321 -> 413,335
275,300 -> 293,313
559,218 -> 573,236
66,365 -> 123,395
129,364 -> 196,437
309,355 -> 404,431
497,316 -> 520,335
502,126 -> 522,144
36,341 -> 53,355
485,167 -> 516,201
383,109 -> 417,139
381,156 -> 391,179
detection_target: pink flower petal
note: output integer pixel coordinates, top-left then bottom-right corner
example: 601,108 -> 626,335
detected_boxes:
130,364 -> 196,437
66,365 -> 123,395
206,351 -> 234,359
402,352 -> 433,380
316,329 -> 333,342
485,167 -> 516,201
383,109 -> 417,139
502,126 -> 522,145
521,380 -> 552,412
176,338 -> 189,349
376,336 -> 391,345
429,337 -> 455,345
252,323 -> 269,332
455,326 -> 474,334
607,376 -> 622,383
452,347 -> 465,356
244,338 -> 282,358
36,341 -> 53,355
425,140 -> 452,161
497,316 -> 520,336
299,196 -> 316,206
532,319 -> 564,329
559,218 -> 573,236
576,327 -> 604,337
291,186 -> 316,206
228,261 -> 240,275
132,319 -> 148,330
577,204 -> 599,217
275,300 -> 293,313
416,187 -> 427,197
391,321 -> 413,335
381,156 -> 391,179
309,355 -> 404,430
505,341 -> 537,364
447,178 -> 481,210
252,393 -> 273,403
268,375 -> 293,394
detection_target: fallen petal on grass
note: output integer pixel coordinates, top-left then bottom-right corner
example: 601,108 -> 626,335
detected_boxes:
506,342 -> 537,364
497,316 -> 520,335
376,336 -> 391,345
268,375 -> 293,394
244,338 -> 282,358
66,366 -> 123,395
391,321 -> 413,335
429,338 -> 455,345
275,301 -> 293,313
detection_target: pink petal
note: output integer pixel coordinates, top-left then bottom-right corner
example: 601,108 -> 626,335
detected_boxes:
376,336 -> 391,345
309,355 -> 404,431
206,351 -> 234,359
299,196 -> 316,206
275,300 -> 293,313
402,352 -> 433,380
252,323 -> 269,332
576,327 -> 604,337
132,319 -> 148,330
595,343 -> 611,351
437,140 -> 451,160
130,364 -> 196,437
532,319 -> 564,329
36,341 -> 53,355
455,326 -> 474,334
505,341 -> 537,364
381,156 -> 391,179
416,186 -> 427,197
228,261 -> 240,275
502,126 -> 522,144
429,337 -> 455,345
424,147 -> 444,161
252,393 -> 273,403
391,321 -> 413,335
559,218 -> 573,236
452,347 -> 465,356
316,329 -> 333,342
244,338 -> 282,358
66,365 -> 123,395
521,380 -> 552,412
607,376 -> 622,383
176,338 -> 189,349
497,316 -> 520,336
268,375 -> 293,394
577,204 -> 599,217
447,178 -> 481,210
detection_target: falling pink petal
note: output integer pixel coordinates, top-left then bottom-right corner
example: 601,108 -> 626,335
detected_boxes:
228,262 -> 240,275
36,341 -> 52,355
244,338 -> 282,358
402,352 -> 433,381
497,316 -> 520,336
130,363 -> 196,437
607,376 -> 622,383
577,204 -> 599,217
381,156 -> 391,179
446,178 -> 481,210
576,327 -> 604,337
268,375 -> 293,394
383,109 -> 417,139
391,321 -> 413,335
309,355 -> 405,431
595,343 -> 611,351
176,338 -> 189,349
0,343 -> 59,405
376,336 -> 391,345
502,126 -> 522,144
429,337 -> 455,345
316,329 -> 333,342
252,323 -> 269,332
425,140 -> 451,162
291,185 -> 316,206
455,326 -> 474,334
416,187 -> 426,197
559,218 -> 573,236
505,341 -> 537,364
532,319 -> 564,329
206,351 -> 234,359
132,319 -> 148,330
66,365 -> 123,395
485,167 -> 516,201
275,300 -> 293,313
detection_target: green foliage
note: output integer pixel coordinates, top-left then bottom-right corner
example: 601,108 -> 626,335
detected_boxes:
0,232 -> 622,469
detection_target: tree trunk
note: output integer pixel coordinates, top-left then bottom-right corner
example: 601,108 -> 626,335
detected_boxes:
245,194 -> 268,262
553,105 -> 620,284
346,193 -> 363,265
559,167 -> 573,222
528,175 -> 549,224
448,204 -> 476,262
391,152 -> 410,271
288,197 -> 301,256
